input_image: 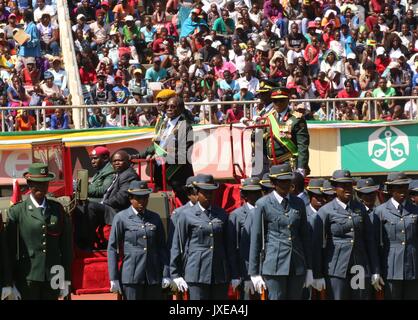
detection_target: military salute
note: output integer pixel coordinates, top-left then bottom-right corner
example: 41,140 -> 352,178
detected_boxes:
228,178 -> 263,299
170,174 -> 230,300
374,172 -> 418,299
107,181 -> 170,300
249,164 -> 313,300
313,170 -> 382,300
3,163 -> 72,300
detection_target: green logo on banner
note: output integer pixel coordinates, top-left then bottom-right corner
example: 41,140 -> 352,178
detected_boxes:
368,126 -> 409,170
341,124 -> 418,173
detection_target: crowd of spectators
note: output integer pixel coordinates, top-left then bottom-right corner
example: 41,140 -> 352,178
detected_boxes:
68,0 -> 418,126
3,0 -> 418,132
0,0 -> 74,131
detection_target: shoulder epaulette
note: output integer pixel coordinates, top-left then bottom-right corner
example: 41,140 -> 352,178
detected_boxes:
291,111 -> 303,119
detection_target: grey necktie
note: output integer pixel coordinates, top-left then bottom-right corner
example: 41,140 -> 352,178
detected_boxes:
398,204 -> 403,215
281,198 -> 288,210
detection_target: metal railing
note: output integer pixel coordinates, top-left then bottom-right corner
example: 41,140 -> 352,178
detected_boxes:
2,95 -> 418,131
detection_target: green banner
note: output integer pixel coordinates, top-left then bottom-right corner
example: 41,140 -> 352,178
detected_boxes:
341,123 -> 418,173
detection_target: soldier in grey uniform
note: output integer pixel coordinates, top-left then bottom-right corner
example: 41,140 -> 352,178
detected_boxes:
107,181 -> 171,300
228,178 -> 263,300
409,180 -> 418,205
249,164 -> 314,300
354,178 -> 385,297
312,170 -> 383,300
321,180 -> 336,203
374,172 -> 418,299
170,174 -> 230,300
304,178 -> 326,297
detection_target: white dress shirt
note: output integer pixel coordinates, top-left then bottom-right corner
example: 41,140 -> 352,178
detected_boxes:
273,190 -> 289,205
335,197 -> 348,210
30,194 -> 47,212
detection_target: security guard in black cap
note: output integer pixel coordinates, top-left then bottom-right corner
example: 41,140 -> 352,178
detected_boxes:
261,87 -> 310,176
170,174 -> 230,300
260,173 -> 274,196
374,172 -> 418,299
228,178 -> 263,300
409,180 -> 418,205
321,180 -> 336,203
249,164 -> 313,300
312,170 -> 382,300
107,180 -> 170,300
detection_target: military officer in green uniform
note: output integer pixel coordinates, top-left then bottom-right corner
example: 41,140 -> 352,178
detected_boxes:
3,163 -> 72,300
88,146 -> 115,199
261,87 -> 310,177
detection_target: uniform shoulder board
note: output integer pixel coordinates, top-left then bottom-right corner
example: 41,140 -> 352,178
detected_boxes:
291,111 -> 303,119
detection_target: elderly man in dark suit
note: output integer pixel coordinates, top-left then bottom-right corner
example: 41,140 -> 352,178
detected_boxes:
131,96 -> 194,204
249,164 -> 313,300
84,150 -> 138,249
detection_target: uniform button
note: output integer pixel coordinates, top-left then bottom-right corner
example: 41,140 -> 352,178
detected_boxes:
210,246 -> 213,249
42,233 -> 46,237
402,242 -> 405,245
350,228 -> 354,232
401,218 -> 404,221
42,242 -> 46,245
209,233 -> 213,237
350,240 -> 354,243
209,222 -> 212,225
288,237 -> 292,241
42,250 -> 46,253
287,225 -> 291,229
141,225 -> 145,228
348,216 -> 352,220
42,225 -> 46,229
401,230 -> 405,233
143,236 -> 147,239
144,247 -> 147,251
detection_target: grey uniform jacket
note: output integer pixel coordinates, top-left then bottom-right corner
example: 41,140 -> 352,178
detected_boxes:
108,207 -> 169,285
313,198 -> 380,279
170,204 -> 230,284
228,203 -> 254,280
374,200 -> 418,280
248,193 -> 312,277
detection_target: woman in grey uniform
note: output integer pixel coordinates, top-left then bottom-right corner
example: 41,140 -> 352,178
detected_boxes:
170,174 -> 231,300
107,180 -> 170,300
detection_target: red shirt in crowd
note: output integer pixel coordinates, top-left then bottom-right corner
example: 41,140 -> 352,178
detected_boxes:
226,107 -> 243,123
375,56 -> 390,74
314,79 -> 330,98
79,67 -> 97,85
337,89 -> 359,99
152,37 -> 175,54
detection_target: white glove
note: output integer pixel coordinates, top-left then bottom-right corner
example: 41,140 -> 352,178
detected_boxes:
371,274 -> 385,291
312,278 -> 326,291
303,269 -> 314,288
110,280 -> 122,294
161,277 -> 172,289
231,279 -> 241,292
250,275 -> 266,294
243,280 -> 255,295
173,277 -> 188,292
59,281 -> 71,298
11,286 -> 21,300
1,287 -> 13,300
296,168 -> 306,177
253,115 -> 260,123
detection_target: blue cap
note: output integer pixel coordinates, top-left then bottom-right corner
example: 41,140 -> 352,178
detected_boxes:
44,71 -> 53,79
354,178 -> 379,194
